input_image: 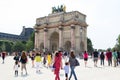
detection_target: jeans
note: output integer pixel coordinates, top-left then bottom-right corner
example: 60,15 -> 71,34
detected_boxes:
108,58 -> 112,66
69,66 -> 77,80
100,59 -> 104,66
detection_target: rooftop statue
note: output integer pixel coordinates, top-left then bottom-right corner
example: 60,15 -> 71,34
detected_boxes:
52,5 -> 66,13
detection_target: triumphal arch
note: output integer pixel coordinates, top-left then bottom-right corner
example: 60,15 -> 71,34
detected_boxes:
34,6 -> 88,54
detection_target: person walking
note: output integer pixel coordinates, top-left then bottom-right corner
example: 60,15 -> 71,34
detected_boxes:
83,51 -> 88,67
1,51 -> 6,64
92,49 -> 99,67
100,52 -> 105,66
106,49 -> 112,66
53,51 -> 62,80
69,51 -> 78,80
30,50 -> 36,68
20,51 -> 28,75
47,52 -> 52,68
34,52 -> 42,73
64,62 -> 69,80
117,51 -> 120,66
13,52 -> 20,63
43,53 -> 47,67
112,50 -> 118,67
13,61 -> 20,76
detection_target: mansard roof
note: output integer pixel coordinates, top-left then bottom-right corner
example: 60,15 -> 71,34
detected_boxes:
0,27 -> 34,41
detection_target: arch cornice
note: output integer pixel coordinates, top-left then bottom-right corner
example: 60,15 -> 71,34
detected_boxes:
34,20 -> 87,30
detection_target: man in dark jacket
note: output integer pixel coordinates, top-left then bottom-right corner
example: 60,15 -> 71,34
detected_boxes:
92,49 -> 99,67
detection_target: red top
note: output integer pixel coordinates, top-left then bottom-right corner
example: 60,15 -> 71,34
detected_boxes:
106,51 -> 112,59
54,52 -> 62,74
2,52 -> 6,57
83,52 -> 88,59
54,52 -> 62,68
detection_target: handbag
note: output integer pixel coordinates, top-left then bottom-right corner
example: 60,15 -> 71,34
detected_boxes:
75,58 -> 80,66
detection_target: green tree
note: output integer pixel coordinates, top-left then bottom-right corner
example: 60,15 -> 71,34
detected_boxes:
26,32 -> 34,51
87,38 -> 94,54
4,41 -> 13,52
1,42 -> 6,51
12,41 -> 25,52
26,40 -> 34,51
30,32 -> 35,42
115,34 -> 120,51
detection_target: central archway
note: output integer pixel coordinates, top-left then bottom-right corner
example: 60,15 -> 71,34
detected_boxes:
64,41 -> 71,52
50,32 -> 59,52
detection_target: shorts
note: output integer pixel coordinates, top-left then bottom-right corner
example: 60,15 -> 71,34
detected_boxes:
94,57 -> 98,62
84,58 -> 88,61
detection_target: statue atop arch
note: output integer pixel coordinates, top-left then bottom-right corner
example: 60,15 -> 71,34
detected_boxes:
52,5 -> 66,13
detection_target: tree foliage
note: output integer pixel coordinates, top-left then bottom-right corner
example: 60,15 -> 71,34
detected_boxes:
115,34 -> 120,51
87,38 -> 94,54
26,40 -> 34,51
0,31 -> 34,53
25,32 -> 34,51
0,40 -> 13,52
12,41 -> 25,52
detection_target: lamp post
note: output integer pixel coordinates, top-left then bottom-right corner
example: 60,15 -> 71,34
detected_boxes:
80,27 -> 83,41
80,27 -> 83,54
116,38 -> 118,50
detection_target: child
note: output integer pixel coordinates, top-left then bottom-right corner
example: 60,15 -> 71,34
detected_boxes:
34,52 -> 42,73
47,53 -> 52,68
14,61 -> 19,76
64,62 -> 69,80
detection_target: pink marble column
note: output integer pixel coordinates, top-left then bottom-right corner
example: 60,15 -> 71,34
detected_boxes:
34,30 -> 39,49
44,28 -> 48,49
71,25 -> 75,50
59,26 -> 63,49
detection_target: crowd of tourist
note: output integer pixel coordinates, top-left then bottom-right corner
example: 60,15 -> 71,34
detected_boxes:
0,49 -> 120,80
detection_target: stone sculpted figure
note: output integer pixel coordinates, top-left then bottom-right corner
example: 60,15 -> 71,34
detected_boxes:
60,5 -> 63,12
63,5 -> 66,12
52,5 -> 66,13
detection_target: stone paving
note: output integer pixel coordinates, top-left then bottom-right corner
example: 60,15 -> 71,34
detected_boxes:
0,56 -> 120,80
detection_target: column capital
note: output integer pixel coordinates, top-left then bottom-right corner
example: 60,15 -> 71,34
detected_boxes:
35,29 -> 39,33
44,27 -> 48,32
59,26 -> 63,30
71,24 -> 75,29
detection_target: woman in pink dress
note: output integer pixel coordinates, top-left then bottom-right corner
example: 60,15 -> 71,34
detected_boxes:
54,51 -> 62,80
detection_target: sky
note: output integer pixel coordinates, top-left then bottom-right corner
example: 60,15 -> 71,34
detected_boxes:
0,0 -> 120,50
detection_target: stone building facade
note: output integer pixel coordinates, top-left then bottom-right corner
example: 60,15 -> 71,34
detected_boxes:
34,11 -> 88,54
